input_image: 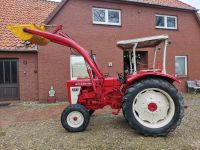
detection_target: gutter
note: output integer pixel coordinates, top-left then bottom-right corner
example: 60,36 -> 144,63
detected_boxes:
0,50 -> 38,53
0,46 -> 38,53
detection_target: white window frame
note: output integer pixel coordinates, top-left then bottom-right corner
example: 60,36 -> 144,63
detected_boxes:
70,55 -> 89,80
156,15 -> 177,30
92,7 -> 121,26
175,56 -> 188,76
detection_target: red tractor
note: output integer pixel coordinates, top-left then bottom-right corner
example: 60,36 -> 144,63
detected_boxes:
8,24 -> 184,136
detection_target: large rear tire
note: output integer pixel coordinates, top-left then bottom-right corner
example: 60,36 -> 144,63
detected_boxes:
122,102 -> 127,121
61,104 -> 90,132
122,78 -> 184,136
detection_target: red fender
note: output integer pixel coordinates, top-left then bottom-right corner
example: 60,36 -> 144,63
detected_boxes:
126,72 -> 180,85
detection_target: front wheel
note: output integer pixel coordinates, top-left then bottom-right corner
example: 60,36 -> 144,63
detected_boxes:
61,104 -> 90,132
123,78 -> 184,136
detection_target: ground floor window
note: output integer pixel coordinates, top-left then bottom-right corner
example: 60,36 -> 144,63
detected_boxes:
175,56 -> 187,76
70,55 -> 89,80
0,59 -> 19,100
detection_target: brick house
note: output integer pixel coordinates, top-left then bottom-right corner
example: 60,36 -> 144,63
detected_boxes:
0,0 -> 58,101
1,0 -> 200,102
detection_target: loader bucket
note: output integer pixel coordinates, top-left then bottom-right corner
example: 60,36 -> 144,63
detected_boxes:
7,24 -> 50,45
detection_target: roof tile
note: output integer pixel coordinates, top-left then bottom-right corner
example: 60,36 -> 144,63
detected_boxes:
0,0 -> 58,51
124,0 -> 195,10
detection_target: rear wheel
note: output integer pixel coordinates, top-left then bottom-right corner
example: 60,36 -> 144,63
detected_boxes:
122,78 -> 184,136
61,104 -> 90,132
122,102 -> 127,121
89,109 -> 95,115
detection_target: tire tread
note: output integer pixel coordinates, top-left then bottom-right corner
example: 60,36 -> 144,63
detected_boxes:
61,104 -> 90,132
122,78 -> 184,136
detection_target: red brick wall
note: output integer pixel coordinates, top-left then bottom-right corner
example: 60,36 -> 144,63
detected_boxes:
38,0 -> 200,101
37,44 -> 70,102
0,52 -> 39,101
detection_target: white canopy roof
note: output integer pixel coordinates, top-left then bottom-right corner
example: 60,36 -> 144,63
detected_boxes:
117,34 -> 169,50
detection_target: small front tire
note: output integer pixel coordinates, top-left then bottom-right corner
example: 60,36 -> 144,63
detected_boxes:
61,104 -> 90,132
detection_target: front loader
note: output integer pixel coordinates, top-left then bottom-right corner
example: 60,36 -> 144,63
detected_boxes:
8,24 -> 184,136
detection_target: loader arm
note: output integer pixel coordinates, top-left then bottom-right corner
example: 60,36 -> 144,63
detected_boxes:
7,24 -> 104,80
24,28 -> 103,79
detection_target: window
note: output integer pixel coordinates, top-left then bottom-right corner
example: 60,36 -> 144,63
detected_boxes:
175,56 -> 187,76
4,61 -> 11,83
156,15 -> 177,29
0,61 -> 3,84
0,59 -> 18,84
93,8 -> 121,26
70,56 -> 89,80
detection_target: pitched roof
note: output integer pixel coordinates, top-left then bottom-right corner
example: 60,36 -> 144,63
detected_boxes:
0,0 -> 58,51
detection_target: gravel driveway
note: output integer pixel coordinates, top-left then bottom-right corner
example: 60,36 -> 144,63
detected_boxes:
0,94 -> 200,150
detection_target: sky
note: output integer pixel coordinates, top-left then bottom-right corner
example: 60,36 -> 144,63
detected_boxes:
48,0 -> 200,11
180,0 -> 200,11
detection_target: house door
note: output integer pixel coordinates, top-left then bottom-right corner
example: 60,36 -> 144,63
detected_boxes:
124,51 -> 148,74
0,59 -> 19,100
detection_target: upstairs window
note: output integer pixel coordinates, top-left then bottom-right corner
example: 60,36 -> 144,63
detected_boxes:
93,8 -> 121,26
175,56 -> 187,76
156,15 -> 177,29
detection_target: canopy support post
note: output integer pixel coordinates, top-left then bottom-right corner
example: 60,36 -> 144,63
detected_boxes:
129,51 -> 133,74
153,46 -> 158,70
162,39 -> 168,73
132,43 -> 138,74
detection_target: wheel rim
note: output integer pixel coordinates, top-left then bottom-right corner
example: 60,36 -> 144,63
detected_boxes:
67,111 -> 84,128
132,88 -> 175,129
